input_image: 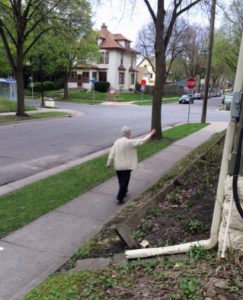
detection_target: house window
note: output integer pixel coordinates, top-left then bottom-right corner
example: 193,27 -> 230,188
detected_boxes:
82,72 -> 89,83
99,52 -> 109,64
130,73 -> 135,85
120,53 -> 124,65
92,72 -> 97,80
99,72 -> 107,81
150,74 -> 153,79
131,58 -> 134,67
105,52 -> 109,64
125,41 -> 130,48
119,72 -> 125,84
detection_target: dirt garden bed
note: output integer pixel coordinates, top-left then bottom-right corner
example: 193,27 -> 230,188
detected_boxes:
129,145 -> 222,249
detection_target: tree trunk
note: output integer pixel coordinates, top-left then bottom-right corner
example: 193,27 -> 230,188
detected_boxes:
15,66 -> 26,116
198,74 -> 201,92
152,52 -> 165,139
15,44 -> 27,116
63,75 -> 69,100
201,0 -> 216,123
152,4 -> 165,140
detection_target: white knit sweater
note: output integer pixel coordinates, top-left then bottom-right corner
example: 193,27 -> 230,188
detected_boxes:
107,133 -> 152,170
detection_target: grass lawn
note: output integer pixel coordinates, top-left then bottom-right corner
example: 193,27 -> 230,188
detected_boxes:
134,96 -> 179,106
0,123 -> 207,238
32,90 -> 180,105
0,112 -> 69,124
0,97 -> 35,113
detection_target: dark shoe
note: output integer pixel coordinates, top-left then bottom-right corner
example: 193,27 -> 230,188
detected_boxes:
117,199 -> 125,205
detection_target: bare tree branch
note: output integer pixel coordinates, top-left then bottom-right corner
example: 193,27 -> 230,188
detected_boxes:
144,0 -> 156,24
176,0 -> 202,17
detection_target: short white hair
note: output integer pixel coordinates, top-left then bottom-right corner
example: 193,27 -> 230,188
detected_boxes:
121,126 -> 131,136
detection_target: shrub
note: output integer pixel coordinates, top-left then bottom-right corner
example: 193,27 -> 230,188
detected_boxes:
94,81 -> 110,93
27,81 -> 64,92
182,219 -> 205,233
135,83 -> 154,95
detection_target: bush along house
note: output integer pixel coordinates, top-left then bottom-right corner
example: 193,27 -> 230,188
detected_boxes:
69,23 -> 138,92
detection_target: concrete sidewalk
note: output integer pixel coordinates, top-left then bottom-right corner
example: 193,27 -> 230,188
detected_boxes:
0,107 -> 84,117
0,122 -> 227,300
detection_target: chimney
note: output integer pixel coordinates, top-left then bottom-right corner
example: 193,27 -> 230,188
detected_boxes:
101,23 -> 108,30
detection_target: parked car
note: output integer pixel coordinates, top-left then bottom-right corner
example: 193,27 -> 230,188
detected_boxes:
192,93 -> 202,100
209,91 -> 217,97
223,94 -> 233,110
179,95 -> 194,104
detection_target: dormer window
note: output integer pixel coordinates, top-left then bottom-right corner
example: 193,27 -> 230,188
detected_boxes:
98,38 -> 104,46
125,41 -> 130,48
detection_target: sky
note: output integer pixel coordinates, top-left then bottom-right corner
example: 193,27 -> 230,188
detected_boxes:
92,1 -> 155,44
92,0 -> 224,47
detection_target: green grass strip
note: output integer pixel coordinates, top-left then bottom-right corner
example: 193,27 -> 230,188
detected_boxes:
34,90 -> 179,104
0,112 -> 69,124
134,98 -> 178,106
0,97 -> 34,113
0,123 -> 207,238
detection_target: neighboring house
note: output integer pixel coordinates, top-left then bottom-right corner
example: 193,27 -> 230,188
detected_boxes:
69,23 -> 138,92
137,57 -> 156,86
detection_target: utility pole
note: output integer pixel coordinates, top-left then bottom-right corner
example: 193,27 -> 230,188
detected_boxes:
201,0 -> 217,123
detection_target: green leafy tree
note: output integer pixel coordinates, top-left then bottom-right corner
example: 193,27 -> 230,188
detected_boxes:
29,28 -> 99,100
0,41 -> 11,76
218,0 -> 243,74
0,0 -> 92,116
210,32 -> 232,91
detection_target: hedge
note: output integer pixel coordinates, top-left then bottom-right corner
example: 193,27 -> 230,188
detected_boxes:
28,81 -> 64,92
94,81 -> 110,93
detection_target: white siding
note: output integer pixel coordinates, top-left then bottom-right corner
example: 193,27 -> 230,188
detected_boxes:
96,49 -> 137,91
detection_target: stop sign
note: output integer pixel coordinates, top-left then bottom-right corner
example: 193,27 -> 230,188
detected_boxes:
140,79 -> 146,86
186,78 -> 196,90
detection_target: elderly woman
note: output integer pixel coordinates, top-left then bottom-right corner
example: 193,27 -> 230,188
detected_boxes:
107,126 -> 156,204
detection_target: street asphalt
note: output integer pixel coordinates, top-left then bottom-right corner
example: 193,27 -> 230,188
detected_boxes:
0,97 -> 229,185
0,121 -> 227,300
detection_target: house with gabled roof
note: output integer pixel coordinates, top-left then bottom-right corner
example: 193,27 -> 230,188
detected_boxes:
69,23 -> 138,92
137,57 -> 156,86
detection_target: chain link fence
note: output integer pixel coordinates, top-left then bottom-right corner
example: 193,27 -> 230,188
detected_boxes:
0,78 -> 17,100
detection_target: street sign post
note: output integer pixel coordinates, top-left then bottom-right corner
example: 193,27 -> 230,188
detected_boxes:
90,78 -> 97,100
140,79 -> 146,101
185,78 -> 196,124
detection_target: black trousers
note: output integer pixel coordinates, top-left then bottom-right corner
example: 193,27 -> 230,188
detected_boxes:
116,170 -> 131,202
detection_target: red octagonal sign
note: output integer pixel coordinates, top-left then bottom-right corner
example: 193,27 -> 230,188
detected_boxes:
140,79 -> 146,86
186,78 -> 196,90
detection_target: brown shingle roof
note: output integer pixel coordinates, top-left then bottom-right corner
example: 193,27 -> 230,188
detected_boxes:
113,33 -> 131,42
98,23 -> 137,53
118,64 -> 126,71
